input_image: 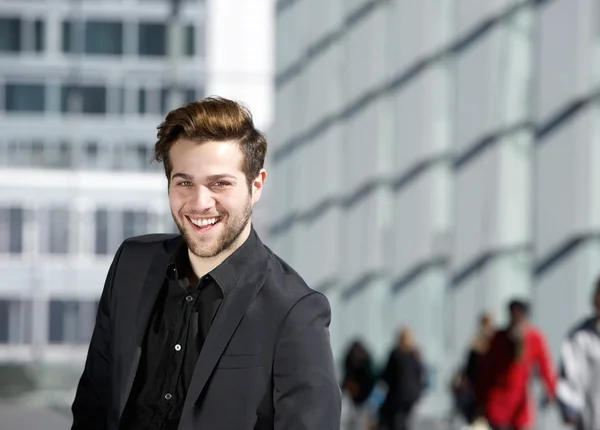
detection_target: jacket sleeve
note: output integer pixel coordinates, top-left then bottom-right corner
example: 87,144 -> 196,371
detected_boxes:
535,330 -> 557,400
273,291 -> 342,430
556,330 -> 589,413
71,243 -> 125,430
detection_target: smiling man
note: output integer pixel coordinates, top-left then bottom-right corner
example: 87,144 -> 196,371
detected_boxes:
71,97 -> 342,430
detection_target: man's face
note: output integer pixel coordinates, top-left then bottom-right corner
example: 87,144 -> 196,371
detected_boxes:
509,307 -> 527,328
168,139 -> 265,258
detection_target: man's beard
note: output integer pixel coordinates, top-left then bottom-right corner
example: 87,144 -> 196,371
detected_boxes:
174,197 -> 252,259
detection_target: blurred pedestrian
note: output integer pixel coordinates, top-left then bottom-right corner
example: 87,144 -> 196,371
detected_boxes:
379,327 -> 425,430
341,340 -> 377,429
556,277 -> 600,430
476,299 -> 556,430
451,311 -> 495,424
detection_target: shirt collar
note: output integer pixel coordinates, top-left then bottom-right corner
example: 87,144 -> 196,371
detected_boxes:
165,226 -> 259,296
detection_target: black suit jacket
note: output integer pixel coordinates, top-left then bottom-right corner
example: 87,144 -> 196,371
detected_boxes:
71,231 -> 342,430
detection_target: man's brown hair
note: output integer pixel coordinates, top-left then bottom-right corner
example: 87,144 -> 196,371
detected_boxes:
153,96 -> 267,187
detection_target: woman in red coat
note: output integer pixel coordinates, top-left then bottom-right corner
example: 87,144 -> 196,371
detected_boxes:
476,299 -> 556,430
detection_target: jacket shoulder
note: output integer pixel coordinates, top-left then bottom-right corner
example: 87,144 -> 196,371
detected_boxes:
262,246 -> 325,305
115,234 -> 180,262
566,316 -> 599,340
528,325 -> 549,341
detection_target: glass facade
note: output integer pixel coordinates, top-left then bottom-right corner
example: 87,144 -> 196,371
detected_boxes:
273,1 -> 600,424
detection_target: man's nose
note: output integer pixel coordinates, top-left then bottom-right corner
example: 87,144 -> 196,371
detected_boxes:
190,186 -> 215,209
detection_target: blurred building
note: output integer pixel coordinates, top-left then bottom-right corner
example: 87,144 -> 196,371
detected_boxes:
0,0 -> 274,407
0,0 -> 205,394
269,0 -> 600,425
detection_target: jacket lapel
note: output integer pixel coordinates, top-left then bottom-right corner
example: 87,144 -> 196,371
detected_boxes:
118,245 -> 171,419
178,261 -> 268,427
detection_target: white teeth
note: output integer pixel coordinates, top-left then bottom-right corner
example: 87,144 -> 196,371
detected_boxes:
189,217 -> 219,227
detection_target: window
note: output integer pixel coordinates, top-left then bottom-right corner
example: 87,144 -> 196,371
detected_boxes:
0,18 -> 45,53
79,140 -> 111,170
5,83 -> 45,112
31,141 -> 44,166
63,20 -> 123,55
121,143 -> 152,171
160,87 -> 171,113
0,207 -> 24,254
61,21 -> 77,53
184,25 -> 195,56
116,87 -> 125,113
184,88 -> 197,104
48,300 -> 95,344
94,209 -> 109,255
61,85 -> 106,114
45,208 -> 70,254
0,141 -> 6,167
135,143 -> 151,170
0,300 -> 32,344
46,141 -> 73,169
85,21 -> 123,55
138,23 -> 167,56
123,210 -> 148,240
138,88 -> 147,114
164,213 -> 179,234
0,300 -> 8,343
7,141 -> 26,166
34,19 -> 44,52
85,141 -> 98,161
95,208 -> 149,255
0,18 -> 21,52
62,20 -> 123,55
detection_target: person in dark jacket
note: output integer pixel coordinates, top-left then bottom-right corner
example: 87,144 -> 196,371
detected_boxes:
379,327 -> 425,430
451,311 -> 495,424
342,340 -> 376,405
342,340 -> 376,428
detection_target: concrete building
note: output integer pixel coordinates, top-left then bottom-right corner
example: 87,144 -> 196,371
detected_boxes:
0,0 -> 274,413
0,1 -> 207,404
269,0 -> 599,425
0,0 -> 207,370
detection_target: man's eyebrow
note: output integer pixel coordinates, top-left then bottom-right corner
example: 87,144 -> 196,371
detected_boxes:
206,174 -> 237,182
171,172 -> 194,181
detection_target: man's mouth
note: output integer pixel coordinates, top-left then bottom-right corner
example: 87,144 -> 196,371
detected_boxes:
186,216 -> 222,232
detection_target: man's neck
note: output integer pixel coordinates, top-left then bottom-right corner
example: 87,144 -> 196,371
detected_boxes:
187,222 -> 252,280
508,321 -> 528,333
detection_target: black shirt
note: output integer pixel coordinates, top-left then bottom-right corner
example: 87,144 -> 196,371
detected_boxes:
120,231 -> 257,430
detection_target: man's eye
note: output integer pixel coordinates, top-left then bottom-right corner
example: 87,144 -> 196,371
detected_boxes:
178,181 -> 193,186
214,182 -> 231,187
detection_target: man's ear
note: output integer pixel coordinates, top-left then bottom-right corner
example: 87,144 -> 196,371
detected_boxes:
251,169 -> 267,204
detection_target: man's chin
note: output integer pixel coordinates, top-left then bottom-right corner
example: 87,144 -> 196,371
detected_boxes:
188,242 -> 222,259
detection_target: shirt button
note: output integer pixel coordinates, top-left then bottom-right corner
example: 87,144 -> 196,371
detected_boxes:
185,295 -> 193,302
175,344 -> 181,351
164,393 -> 172,400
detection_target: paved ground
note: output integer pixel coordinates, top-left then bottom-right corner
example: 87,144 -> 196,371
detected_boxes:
0,402 -> 71,430
0,400 -> 451,430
